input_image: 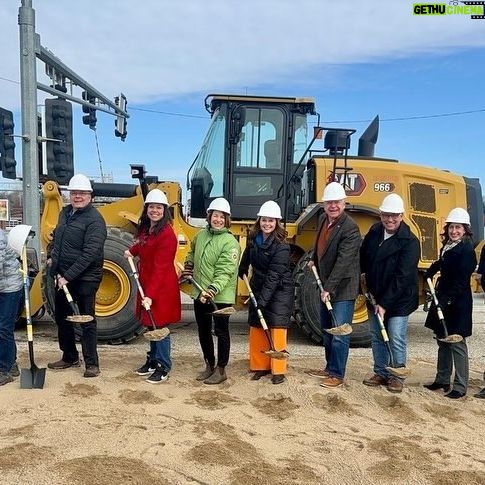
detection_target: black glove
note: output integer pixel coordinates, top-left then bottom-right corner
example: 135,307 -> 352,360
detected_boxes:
257,299 -> 266,309
438,295 -> 451,308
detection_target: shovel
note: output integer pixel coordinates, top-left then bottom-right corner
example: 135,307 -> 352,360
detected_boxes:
242,274 -> 289,360
20,245 -> 46,389
176,262 -> 236,316
310,266 -> 352,336
127,256 -> 170,341
426,278 -> 463,344
363,290 -> 411,378
59,278 -> 94,324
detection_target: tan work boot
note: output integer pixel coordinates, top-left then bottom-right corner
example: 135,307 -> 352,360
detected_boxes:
196,363 -> 215,381
204,366 -> 227,385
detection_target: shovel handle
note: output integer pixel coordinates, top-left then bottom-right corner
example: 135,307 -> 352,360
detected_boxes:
176,262 -> 219,311
426,277 -> 450,338
128,256 -> 151,310
242,275 -> 270,332
311,266 -> 325,293
58,276 -> 81,315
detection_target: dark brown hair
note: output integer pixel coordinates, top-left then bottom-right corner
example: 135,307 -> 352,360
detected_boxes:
440,222 -> 473,244
136,204 -> 173,238
248,218 -> 287,243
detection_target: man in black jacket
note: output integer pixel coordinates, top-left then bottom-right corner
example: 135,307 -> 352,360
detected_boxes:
47,174 -> 107,378
360,193 -> 420,393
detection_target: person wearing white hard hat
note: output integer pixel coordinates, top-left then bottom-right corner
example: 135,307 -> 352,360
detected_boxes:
0,225 -> 32,386
47,173 -> 107,378
124,189 -> 181,383
424,207 -> 476,399
238,201 -> 293,384
182,197 -> 240,384
308,182 -> 361,388
360,193 -> 420,393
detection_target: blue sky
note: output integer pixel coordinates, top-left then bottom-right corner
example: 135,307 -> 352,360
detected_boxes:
1,0 -> 484,194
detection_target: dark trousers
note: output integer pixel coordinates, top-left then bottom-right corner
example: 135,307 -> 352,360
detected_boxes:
0,289 -> 22,374
193,299 -> 231,368
54,281 -> 99,367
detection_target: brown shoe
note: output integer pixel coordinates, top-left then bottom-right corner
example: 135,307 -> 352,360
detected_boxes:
306,369 -> 330,378
47,359 -> 80,370
387,377 -> 403,393
363,374 -> 387,387
320,376 -> 343,388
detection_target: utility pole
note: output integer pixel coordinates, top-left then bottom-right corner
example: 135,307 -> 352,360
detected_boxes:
19,0 -> 41,257
16,0 -> 129,262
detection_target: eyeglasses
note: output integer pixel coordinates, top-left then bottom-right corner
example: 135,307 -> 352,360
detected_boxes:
380,213 -> 402,220
70,191 -> 91,197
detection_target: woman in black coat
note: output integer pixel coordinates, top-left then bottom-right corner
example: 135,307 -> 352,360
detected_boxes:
424,208 -> 477,399
238,201 -> 294,384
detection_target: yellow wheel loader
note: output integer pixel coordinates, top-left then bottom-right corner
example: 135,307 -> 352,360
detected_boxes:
30,94 -> 483,346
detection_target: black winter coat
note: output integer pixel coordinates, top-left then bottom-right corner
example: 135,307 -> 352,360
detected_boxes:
50,203 -> 107,284
312,213 -> 361,301
360,221 -> 420,317
424,239 -> 476,338
239,234 -> 294,328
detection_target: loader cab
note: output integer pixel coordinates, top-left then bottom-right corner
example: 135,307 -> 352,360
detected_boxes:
188,94 -> 316,221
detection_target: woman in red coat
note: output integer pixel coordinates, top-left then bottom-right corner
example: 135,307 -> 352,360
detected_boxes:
125,189 -> 181,383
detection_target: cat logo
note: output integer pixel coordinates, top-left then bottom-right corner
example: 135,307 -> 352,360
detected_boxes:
328,172 -> 366,196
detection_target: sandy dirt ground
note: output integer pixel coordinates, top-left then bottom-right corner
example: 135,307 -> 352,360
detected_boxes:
2,304 -> 485,485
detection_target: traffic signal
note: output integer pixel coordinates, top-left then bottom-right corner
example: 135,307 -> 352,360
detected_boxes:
114,94 -> 127,141
82,91 -> 97,130
45,98 -> 74,185
0,107 -> 17,179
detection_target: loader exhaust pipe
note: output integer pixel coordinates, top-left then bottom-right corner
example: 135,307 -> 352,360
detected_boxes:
358,115 -> 379,157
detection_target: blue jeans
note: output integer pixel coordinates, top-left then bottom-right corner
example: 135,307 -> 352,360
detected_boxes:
320,300 -> 354,379
369,313 -> 408,381
150,335 -> 172,373
0,289 -> 22,374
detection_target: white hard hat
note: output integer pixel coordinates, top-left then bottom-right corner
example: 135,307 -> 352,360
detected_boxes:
145,189 -> 168,205
445,207 -> 470,225
67,174 -> 93,192
7,224 -> 33,256
322,182 -> 346,202
257,201 -> 282,219
379,193 -> 405,214
207,197 -> 231,215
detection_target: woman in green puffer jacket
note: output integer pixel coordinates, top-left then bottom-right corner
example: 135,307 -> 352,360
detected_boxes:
182,198 -> 240,385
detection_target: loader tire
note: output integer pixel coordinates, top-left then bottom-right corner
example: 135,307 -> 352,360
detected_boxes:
42,228 -> 144,344
293,250 -> 371,348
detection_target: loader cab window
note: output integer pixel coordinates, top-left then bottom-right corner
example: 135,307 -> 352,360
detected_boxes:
232,108 -> 285,219
189,110 -> 225,217
293,114 -> 308,166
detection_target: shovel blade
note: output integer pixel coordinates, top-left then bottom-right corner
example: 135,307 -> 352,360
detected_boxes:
211,307 -> 236,316
20,366 -> 46,389
143,327 -> 171,341
325,324 -> 353,336
386,366 -> 411,378
438,334 -> 463,344
262,349 -> 289,360
66,315 -> 94,324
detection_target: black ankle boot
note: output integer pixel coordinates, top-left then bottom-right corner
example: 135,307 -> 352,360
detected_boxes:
423,382 -> 450,392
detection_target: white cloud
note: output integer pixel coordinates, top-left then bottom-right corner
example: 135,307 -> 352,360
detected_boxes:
1,0 -> 483,109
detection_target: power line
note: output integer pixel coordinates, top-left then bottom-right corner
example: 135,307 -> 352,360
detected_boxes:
1,75 -> 484,122
323,108 -> 485,124
130,106 -> 208,119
